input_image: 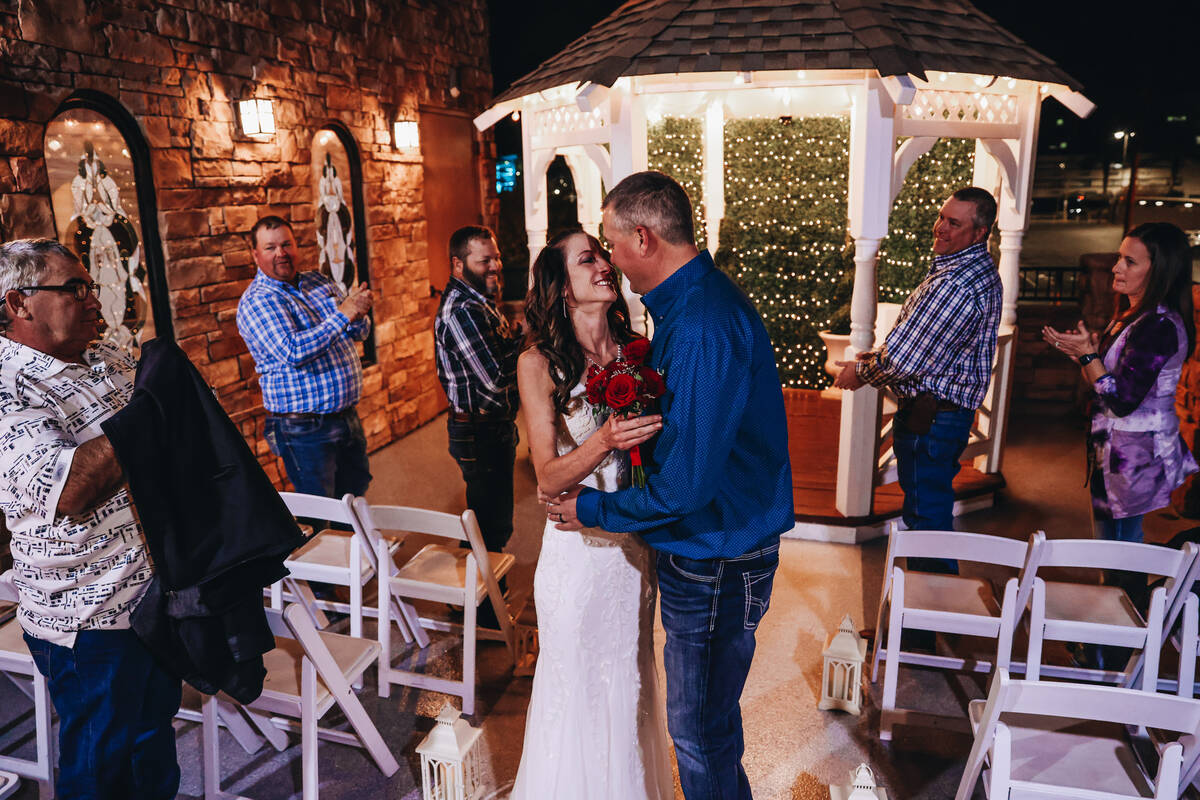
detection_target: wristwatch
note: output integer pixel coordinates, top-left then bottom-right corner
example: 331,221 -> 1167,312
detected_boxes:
1079,352 -> 1100,366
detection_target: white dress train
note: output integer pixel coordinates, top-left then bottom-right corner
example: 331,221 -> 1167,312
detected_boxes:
511,383 -> 673,800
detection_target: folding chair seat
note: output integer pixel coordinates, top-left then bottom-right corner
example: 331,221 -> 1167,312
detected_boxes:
273,492 -> 403,639
871,524 -> 1037,740
956,668 -> 1200,800
1019,533 -> 1197,686
0,574 -> 53,799
201,603 -> 399,800
354,499 -> 516,716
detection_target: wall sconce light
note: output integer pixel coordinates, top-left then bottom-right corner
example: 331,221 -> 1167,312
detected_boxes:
239,98 -> 276,138
448,67 -> 461,99
393,120 -> 420,150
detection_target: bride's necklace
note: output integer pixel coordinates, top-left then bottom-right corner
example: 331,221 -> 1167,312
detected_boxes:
583,342 -> 622,371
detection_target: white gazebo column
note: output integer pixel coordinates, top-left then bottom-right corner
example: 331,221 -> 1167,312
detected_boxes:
971,87 -> 1040,474
608,80 -> 648,184
836,79 -> 896,518
607,81 -> 651,333
522,113 -> 554,271
702,99 -> 725,253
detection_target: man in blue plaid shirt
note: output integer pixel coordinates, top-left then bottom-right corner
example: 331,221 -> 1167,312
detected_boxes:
237,215 -> 373,498
835,187 -> 1002,574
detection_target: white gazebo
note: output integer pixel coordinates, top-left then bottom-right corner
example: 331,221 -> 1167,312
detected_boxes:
475,0 -> 1093,533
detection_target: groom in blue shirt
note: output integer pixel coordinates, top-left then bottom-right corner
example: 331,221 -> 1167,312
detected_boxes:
548,171 -> 793,799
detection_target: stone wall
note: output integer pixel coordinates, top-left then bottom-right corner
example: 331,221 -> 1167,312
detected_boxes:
0,0 -> 497,486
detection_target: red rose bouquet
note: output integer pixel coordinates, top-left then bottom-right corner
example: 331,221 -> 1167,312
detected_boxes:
584,337 -> 664,488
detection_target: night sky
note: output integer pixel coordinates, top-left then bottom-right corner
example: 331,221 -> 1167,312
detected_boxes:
487,0 -> 1198,158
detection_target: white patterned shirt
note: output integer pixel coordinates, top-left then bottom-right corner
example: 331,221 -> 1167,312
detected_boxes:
0,338 -> 153,646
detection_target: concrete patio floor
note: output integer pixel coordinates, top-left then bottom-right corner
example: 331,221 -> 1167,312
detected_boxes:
2,406 -> 1196,799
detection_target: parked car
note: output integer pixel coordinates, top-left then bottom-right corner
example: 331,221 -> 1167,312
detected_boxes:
1066,191 -> 1109,219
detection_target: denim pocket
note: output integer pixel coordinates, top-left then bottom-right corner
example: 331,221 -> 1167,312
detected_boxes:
447,425 -> 479,464
743,564 -> 776,630
667,553 -> 719,584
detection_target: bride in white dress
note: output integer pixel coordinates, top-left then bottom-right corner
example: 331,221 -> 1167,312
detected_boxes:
511,230 -> 673,799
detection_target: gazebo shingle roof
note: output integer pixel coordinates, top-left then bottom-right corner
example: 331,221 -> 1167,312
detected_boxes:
493,0 -> 1081,103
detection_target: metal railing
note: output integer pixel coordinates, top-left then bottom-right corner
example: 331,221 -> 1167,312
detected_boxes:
1018,266 -> 1084,302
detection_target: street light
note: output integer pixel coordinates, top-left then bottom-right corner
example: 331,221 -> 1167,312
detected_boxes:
1113,130 -> 1139,232
1113,130 -> 1135,163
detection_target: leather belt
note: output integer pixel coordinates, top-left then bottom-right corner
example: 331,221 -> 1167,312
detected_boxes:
270,409 -> 350,421
449,410 -> 513,423
935,399 -> 963,412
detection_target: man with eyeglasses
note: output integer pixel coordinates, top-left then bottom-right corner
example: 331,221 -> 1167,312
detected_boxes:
236,215 -> 374,499
0,239 -> 181,798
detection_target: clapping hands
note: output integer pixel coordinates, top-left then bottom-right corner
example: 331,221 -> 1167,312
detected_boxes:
1041,321 -> 1099,362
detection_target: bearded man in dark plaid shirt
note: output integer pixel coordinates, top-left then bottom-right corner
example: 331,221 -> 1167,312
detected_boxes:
434,226 -> 522,575
835,187 -> 1002,574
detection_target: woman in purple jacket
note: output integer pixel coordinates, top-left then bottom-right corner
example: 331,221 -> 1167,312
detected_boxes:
1043,223 -> 1197,655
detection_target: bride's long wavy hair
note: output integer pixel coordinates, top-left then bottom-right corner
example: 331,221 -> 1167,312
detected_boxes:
524,228 -> 637,414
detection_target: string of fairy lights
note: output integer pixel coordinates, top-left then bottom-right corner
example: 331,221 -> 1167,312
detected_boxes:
647,117 -> 974,389
646,117 -> 708,251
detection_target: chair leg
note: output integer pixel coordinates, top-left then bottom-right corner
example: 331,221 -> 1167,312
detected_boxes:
217,699 -> 263,755
463,599 -> 477,717
880,573 -> 905,742
287,578 -> 331,629
871,594 -> 888,684
1026,582 -> 1045,682
350,545 -> 363,640
378,577 -> 392,700
202,694 -> 222,800
302,660 -> 319,800
33,671 -> 53,800
270,580 -> 282,611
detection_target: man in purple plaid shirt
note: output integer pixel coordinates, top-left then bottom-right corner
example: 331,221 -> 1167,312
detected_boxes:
237,215 -> 374,498
835,187 -> 1002,574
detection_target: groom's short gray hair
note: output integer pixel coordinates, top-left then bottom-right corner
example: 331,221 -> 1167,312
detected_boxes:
602,171 -> 695,246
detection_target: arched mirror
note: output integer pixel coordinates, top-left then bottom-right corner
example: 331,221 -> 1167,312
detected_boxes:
44,91 -> 171,349
311,124 -> 374,364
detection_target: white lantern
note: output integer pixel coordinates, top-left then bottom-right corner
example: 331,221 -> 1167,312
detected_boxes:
829,763 -> 888,800
416,703 -> 484,800
818,615 -> 867,715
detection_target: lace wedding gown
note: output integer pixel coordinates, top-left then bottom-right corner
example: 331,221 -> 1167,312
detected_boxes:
511,383 -> 673,800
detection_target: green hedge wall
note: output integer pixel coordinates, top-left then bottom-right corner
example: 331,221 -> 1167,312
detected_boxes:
647,117 -> 707,251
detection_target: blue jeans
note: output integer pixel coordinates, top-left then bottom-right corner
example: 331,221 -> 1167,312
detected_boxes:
894,406 -> 974,575
264,408 -> 372,498
657,542 -> 779,800
1097,513 -> 1148,613
24,629 -> 182,800
446,417 -> 517,553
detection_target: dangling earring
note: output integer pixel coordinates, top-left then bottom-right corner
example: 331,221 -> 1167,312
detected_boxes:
561,296 -> 569,318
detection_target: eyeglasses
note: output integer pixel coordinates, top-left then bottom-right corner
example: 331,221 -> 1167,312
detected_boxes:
16,280 -> 100,302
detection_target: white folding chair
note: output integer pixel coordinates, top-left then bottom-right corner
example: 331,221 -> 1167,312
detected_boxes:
956,668 -> 1200,800
200,603 -> 399,800
355,499 -> 516,716
0,572 -> 53,799
1130,547 -> 1200,693
273,492 -> 403,639
1018,533 -> 1197,686
870,525 -> 1037,740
